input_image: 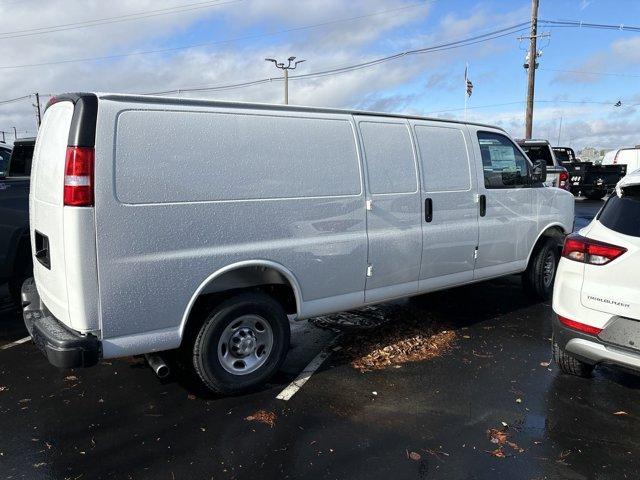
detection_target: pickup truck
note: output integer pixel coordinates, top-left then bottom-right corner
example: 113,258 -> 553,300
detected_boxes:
516,139 -> 570,191
553,147 -> 627,200
0,138 -> 35,306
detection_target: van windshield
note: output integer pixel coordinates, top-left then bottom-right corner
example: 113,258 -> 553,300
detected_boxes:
521,145 -> 555,166
598,185 -> 640,237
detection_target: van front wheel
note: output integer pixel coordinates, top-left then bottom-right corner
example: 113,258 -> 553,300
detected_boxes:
522,237 -> 559,301
191,293 -> 290,395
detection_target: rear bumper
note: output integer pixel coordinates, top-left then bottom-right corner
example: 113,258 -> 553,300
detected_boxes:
552,314 -> 640,371
21,278 -> 101,368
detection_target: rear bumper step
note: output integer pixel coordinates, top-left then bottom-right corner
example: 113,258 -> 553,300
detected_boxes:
21,278 -> 101,368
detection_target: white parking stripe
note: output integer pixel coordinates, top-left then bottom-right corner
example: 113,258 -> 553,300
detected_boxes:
0,336 -> 31,351
276,336 -> 342,401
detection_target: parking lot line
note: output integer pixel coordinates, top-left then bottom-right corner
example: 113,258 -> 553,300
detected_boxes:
0,336 -> 31,351
276,336 -> 342,401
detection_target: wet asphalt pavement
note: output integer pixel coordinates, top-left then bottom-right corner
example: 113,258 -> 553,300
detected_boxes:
3,198 -> 637,480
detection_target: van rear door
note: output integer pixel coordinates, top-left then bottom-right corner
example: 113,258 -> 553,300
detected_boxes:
30,96 -> 100,333
31,101 -> 75,326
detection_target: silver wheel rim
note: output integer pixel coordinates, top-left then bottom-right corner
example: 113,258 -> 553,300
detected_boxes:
543,251 -> 556,288
217,314 -> 273,375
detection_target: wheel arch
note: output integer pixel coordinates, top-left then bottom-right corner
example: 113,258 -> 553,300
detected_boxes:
525,223 -> 568,267
178,260 -> 303,340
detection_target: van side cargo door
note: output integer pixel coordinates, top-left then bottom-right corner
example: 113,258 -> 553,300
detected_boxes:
410,121 -> 479,291
355,116 -> 422,303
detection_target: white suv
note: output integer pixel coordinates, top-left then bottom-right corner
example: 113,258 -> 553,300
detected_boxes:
552,170 -> 640,376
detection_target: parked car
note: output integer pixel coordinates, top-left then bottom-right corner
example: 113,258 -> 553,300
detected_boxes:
22,93 -> 573,394
552,170 -> 640,377
554,146 -> 627,200
1,138 -> 35,306
602,147 -> 640,174
517,139 -> 570,191
0,142 -> 11,176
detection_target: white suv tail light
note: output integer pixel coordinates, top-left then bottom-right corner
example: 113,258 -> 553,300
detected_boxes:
561,233 -> 627,266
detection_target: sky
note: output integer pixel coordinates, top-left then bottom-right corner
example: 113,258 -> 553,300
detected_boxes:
0,0 -> 639,151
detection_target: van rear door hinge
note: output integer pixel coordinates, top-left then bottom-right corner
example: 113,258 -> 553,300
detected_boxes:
474,247 -> 479,260
365,199 -> 373,211
366,264 -> 373,277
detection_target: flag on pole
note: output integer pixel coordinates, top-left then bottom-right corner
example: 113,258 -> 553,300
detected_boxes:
464,63 -> 473,97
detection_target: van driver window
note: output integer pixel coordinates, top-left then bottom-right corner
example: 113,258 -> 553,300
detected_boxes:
477,131 -> 529,189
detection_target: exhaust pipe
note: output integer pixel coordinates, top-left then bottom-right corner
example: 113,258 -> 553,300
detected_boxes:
145,353 -> 170,379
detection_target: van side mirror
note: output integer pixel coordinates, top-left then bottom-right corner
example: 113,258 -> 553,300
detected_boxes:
530,159 -> 547,184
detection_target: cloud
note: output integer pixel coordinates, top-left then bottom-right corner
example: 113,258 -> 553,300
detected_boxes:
0,0 -> 637,151
552,36 -> 640,85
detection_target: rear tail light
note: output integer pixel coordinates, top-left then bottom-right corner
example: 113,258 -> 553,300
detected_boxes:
558,315 -> 602,336
559,170 -> 569,190
561,234 -> 626,265
64,146 -> 94,206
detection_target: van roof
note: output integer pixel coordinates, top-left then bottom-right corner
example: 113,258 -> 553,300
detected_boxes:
88,92 -> 508,133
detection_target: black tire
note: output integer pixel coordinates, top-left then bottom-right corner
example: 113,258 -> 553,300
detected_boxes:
584,191 -> 604,201
190,293 -> 290,395
522,236 -> 559,301
553,342 -> 594,377
8,244 -> 32,308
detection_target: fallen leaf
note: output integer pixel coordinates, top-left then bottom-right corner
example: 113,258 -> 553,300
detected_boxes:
613,411 -> 628,416
65,375 -> 78,381
515,398 -> 522,404
540,361 -> 550,367
0,386 -> 8,393
487,447 -> 506,458
187,394 -> 196,400
408,451 -> 421,461
245,410 -> 276,428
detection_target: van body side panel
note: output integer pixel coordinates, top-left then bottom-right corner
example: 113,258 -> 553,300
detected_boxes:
93,100 -> 367,346
410,120 -> 479,291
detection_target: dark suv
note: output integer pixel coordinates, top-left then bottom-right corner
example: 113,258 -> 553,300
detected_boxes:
0,138 -> 35,306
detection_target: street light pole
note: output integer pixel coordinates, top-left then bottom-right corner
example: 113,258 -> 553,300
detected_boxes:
265,56 -> 305,105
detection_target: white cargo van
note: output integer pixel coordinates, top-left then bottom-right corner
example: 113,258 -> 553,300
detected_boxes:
22,93 -> 574,394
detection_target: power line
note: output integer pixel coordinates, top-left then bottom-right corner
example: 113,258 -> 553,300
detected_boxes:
0,94 -> 31,105
0,2 -> 429,70
540,19 -> 640,32
147,22 -> 530,95
426,98 -> 639,115
0,0 -> 245,40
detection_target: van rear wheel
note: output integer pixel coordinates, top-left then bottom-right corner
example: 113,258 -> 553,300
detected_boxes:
522,236 -> 559,301
191,293 -> 290,395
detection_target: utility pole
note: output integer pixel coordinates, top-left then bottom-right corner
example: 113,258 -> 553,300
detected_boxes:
524,0 -> 539,139
13,127 -> 17,140
1,131 -> 5,143
265,56 -> 306,105
34,92 -> 42,127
